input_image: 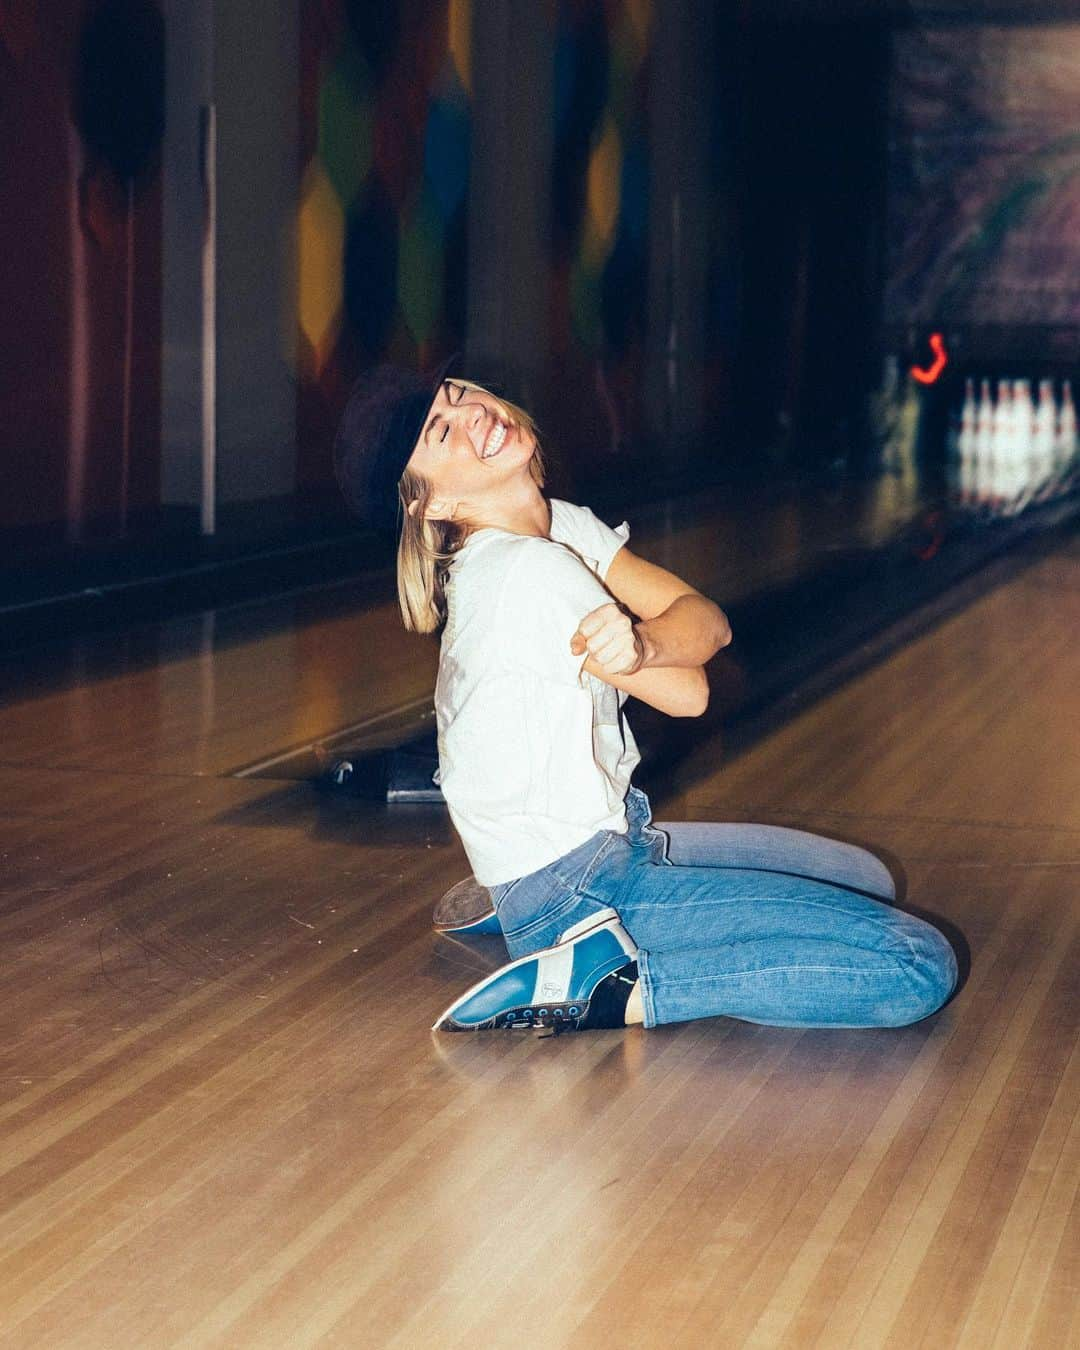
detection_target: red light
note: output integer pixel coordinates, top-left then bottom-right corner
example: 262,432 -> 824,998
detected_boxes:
911,509 -> 946,561
910,333 -> 948,385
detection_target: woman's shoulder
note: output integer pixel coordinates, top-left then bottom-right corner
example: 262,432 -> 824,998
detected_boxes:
548,497 -> 597,532
456,527 -> 549,562
448,532 -> 597,643
547,498 -> 631,580
490,529 -> 581,577
452,529 -> 565,589
460,528 -> 596,588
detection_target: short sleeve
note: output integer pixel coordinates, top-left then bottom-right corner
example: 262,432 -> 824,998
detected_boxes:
496,537 -> 613,686
548,499 -> 630,580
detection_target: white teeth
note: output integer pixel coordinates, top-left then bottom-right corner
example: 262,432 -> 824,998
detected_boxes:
483,422 -> 507,458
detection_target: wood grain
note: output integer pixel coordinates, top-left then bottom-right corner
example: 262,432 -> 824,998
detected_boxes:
0,532 -> 1077,1348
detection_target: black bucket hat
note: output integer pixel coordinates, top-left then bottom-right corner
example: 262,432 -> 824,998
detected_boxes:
334,353 -> 458,534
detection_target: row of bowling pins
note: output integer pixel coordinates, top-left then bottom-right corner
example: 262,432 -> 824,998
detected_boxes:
950,377 -> 1077,514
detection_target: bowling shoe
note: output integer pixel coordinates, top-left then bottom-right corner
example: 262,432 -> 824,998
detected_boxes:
432,909 -> 638,1032
432,876 -> 501,936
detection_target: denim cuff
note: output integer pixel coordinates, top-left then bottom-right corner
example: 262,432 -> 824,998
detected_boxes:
636,947 -> 658,1029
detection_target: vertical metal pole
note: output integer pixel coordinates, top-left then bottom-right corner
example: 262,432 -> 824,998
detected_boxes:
199,101 -> 217,536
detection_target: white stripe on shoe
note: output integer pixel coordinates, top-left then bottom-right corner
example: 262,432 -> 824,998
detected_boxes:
558,907 -> 636,957
430,907 -> 635,1031
533,941 -> 574,1005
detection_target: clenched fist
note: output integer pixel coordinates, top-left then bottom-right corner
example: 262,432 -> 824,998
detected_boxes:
570,602 -> 645,676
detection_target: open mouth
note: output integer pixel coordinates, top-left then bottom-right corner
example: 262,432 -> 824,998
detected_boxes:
481,421 -> 510,459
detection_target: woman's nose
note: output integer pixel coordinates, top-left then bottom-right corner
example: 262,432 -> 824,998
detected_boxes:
458,403 -> 488,439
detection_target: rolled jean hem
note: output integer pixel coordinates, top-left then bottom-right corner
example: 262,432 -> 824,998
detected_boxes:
637,948 -> 659,1029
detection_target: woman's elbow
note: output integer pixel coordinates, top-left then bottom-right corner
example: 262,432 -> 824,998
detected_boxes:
674,668 -> 709,718
714,607 -> 733,651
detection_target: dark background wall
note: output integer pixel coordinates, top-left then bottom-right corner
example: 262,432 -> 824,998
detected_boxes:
1,0 -> 1077,565
731,17 -> 889,476
0,0 -> 164,539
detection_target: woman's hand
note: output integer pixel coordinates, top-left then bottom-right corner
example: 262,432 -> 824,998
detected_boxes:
570,603 -> 645,676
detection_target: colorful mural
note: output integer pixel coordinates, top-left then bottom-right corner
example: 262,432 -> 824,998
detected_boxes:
544,0 -> 652,466
297,0 -> 471,493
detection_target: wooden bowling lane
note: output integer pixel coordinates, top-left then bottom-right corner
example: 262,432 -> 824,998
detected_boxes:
0,528 -> 1077,1347
0,588 -> 438,780
666,530 -> 1080,831
0,474 -> 923,785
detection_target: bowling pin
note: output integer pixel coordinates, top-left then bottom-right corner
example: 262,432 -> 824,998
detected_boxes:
975,377 -> 995,513
1012,378 -> 1034,511
1056,379 -> 1077,495
1033,378 -> 1056,501
992,379 -> 1014,514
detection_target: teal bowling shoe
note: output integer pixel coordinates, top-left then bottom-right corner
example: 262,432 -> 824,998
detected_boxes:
432,909 -> 638,1032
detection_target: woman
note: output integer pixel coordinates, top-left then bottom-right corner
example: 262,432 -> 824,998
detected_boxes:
335,360 -> 958,1034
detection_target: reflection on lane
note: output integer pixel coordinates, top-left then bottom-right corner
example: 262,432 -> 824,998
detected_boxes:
0,469 -> 945,782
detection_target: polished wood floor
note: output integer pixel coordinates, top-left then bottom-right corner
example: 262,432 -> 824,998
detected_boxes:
0,526 -> 1077,1348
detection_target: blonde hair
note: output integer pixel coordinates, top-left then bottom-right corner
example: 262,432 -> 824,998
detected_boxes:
396,380 -> 545,633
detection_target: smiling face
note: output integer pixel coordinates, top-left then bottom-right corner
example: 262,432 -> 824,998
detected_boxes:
404,379 -> 539,525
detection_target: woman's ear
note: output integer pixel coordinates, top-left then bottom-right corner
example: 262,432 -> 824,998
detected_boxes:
423,496 -> 456,522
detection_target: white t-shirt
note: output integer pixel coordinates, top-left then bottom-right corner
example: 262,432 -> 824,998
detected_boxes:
435,499 -> 638,886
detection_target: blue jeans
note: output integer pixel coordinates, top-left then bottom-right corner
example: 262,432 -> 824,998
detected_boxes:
489,787 -> 957,1029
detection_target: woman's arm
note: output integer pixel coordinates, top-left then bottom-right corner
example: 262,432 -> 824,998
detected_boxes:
578,650 -> 709,718
501,536 -> 720,719
568,550 -> 731,718
604,547 -> 732,669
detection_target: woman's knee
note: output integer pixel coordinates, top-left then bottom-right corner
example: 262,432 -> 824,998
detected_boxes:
894,923 -> 958,1024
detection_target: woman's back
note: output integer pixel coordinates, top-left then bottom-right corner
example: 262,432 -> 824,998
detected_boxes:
435,516 -> 639,887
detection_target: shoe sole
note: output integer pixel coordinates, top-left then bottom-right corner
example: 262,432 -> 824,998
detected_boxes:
431,907 -> 622,1032
432,878 -> 499,934
433,910 -> 501,936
